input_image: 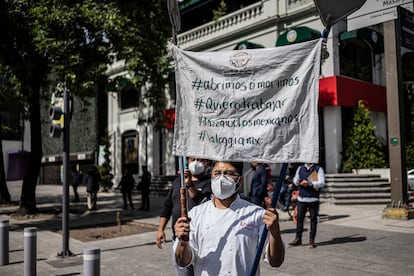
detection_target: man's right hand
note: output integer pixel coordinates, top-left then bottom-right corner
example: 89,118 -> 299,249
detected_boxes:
156,230 -> 166,249
174,216 -> 191,241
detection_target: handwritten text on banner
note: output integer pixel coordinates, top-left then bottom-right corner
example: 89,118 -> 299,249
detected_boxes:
171,39 -> 322,163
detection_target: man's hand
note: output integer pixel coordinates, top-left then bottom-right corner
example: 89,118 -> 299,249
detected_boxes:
263,208 -> 280,234
174,216 -> 193,267
174,216 -> 191,241
298,179 -> 311,187
156,229 -> 166,249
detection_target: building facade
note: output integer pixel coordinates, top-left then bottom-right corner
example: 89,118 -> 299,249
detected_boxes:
106,0 -> 390,182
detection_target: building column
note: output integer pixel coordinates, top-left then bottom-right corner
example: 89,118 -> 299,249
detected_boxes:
323,106 -> 342,173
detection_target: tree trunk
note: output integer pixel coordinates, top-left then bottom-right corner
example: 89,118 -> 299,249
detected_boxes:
17,85 -> 43,215
0,111 -> 12,204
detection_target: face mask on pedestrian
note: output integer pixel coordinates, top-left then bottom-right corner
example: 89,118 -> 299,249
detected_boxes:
188,160 -> 205,176
211,174 -> 240,200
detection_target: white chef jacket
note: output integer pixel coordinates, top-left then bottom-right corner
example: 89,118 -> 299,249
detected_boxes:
174,195 -> 268,276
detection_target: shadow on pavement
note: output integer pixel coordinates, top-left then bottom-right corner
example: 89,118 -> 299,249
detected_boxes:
316,235 -> 367,247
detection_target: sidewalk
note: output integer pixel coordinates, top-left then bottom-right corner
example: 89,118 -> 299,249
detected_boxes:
0,182 -> 413,275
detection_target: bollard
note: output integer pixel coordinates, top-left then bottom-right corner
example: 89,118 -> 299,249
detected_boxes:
83,247 -> 100,276
0,219 -> 9,265
24,227 -> 37,276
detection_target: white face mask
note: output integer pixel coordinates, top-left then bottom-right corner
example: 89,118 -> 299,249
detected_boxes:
188,161 -> 205,176
211,174 -> 239,200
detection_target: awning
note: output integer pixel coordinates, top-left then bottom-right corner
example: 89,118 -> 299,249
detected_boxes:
319,76 -> 386,112
107,76 -> 133,92
180,0 -> 211,11
276,26 -> 321,46
234,40 -> 265,50
339,28 -> 384,54
163,108 -> 176,129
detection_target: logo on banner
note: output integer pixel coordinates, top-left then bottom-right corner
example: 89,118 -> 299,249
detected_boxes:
230,52 -> 251,68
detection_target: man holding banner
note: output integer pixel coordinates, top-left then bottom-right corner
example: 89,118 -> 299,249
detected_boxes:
170,35 -> 322,275
174,160 -> 285,275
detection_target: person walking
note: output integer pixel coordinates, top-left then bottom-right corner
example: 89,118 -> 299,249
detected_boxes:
156,157 -> 211,276
174,160 -> 285,275
140,165 -> 151,211
250,161 -> 268,207
289,163 -> 325,248
71,165 -> 82,202
119,169 -> 135,210
86,165 -> 101,211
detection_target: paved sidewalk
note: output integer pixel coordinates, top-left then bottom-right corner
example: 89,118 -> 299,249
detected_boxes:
0,182 -> 413,275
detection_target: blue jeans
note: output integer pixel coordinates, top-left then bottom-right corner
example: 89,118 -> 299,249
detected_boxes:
280,185 -> 295,208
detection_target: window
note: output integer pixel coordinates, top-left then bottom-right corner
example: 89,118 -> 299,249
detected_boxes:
122,131 -> 139,174
340,39 -> 373,83
180,0 -> 259,32
120,86 -> 140,110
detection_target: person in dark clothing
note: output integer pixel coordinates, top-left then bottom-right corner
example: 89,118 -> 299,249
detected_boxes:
279,163 -> 298,211
119,169 -> 135,210
71,165 -> 82,202
86,166 -> 101,211
140,166 -> 151,211
156,157 -> 211,276
289,163 -> 325,248
250,162 -> 268,207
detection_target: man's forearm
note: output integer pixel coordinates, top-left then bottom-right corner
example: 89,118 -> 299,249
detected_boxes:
267,229 -> 285,267
158,217 -> 169,231
175,240 -> 192,267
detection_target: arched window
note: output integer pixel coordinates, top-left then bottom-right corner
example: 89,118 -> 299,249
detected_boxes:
339,29 -> 383,83
122,130 -> 139,174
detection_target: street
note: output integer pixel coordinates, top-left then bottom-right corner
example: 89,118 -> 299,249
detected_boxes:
0,183 -> 413,275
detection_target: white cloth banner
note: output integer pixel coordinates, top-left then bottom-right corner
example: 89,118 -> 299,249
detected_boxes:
171,39 -> 322,163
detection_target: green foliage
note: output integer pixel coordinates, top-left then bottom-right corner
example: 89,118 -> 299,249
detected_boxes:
0,0 -> 171,118
0,1 -> 171,212
98,130 -> 113,192
213,1 -> 227,21
406,143 -> 414,170
342,100 -> 387,172
405,83 -> 414,169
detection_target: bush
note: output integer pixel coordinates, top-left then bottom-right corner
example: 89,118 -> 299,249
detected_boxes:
341,100 -> 387,172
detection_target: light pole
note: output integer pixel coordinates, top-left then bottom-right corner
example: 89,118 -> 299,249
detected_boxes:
49,88 -> 73,257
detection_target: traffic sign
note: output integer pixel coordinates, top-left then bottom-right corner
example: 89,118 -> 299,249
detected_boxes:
347,0 -> 413,31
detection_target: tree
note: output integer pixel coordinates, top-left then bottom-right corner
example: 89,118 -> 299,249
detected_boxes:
0,1 -> 171,214
342,100 -> 387,172
98,130 -> 113,192
0,66 -> 25,204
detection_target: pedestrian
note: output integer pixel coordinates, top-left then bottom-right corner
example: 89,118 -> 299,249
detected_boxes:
71,164 -> 82,202
250,161 -> 268,207
156,157 -> 211,276
289,162 -> 325,248
86,165 -> 101,211
174,160 -> 285,275
279,163 -> 298,211
119,169 -> 135,210
140,165 -> 151,211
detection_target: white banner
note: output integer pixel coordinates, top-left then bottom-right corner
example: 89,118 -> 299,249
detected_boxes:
171,39 -> 322,163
